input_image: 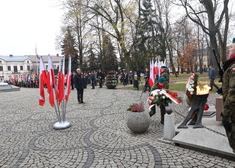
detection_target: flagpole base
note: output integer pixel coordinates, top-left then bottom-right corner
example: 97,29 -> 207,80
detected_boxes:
53,121 -> 71,130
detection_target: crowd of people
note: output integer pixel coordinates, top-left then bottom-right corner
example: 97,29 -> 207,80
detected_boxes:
3,69 -> 143,89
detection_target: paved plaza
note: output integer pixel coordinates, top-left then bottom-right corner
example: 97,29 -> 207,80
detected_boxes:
0,85 -> 235,168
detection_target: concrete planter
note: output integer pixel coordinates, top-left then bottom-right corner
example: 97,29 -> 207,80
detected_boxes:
126,111 -> 151,133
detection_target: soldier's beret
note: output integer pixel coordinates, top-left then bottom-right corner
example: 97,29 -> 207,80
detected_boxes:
233,38 -> 235,43
158,77 -> 166,83
161,66 -> 167,68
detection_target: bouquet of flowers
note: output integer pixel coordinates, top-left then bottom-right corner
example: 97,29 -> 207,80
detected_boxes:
148,89 -> 182,109
185,73 -> 198,104
127,103 -> 145,112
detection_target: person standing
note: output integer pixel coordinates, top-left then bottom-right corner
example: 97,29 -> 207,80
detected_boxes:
71,72 -> 76,90
94,70 -> 98,86
160,66 -> 169,89
222,37 -> 235,153
149,77 -> 167,125
90,71 -> 96,89
143,68 -> 150,92
136,69 -> 141,81
74,68 -> 85,104
208,65 -> 219,91
128,71 -> 133,85
97,69 -> 104,88
122,70 -> 128,86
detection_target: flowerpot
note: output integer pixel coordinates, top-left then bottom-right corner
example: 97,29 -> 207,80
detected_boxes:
126,111 -> 151,133
106,85 -> 116,89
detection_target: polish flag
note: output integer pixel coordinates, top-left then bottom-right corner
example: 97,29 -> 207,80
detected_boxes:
47,56 -> 55,107
154,60 -> 159,76
39,57 -> 47,106
65,57 -> 71,101
56,57 -> 65,105
148,60 -> 155,87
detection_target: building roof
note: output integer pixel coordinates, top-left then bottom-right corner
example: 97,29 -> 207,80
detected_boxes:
27,55 -> 61,63
0,55 -> 30,62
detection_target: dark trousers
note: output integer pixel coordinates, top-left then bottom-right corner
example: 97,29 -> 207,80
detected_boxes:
91,80 -> 95,89
99,79 -> 103,88
144,81 -> 150,92
76,89 -> 84,103
149,105 -> 165,122
210,79 -> 219,90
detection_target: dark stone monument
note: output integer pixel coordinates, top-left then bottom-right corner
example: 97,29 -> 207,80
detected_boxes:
178,94 -> 209,129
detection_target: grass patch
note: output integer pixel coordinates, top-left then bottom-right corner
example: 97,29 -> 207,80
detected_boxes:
118,72 -> 222,94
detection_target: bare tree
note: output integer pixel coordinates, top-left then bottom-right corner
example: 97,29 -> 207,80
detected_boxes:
178,0 -> 229,72
60,0 -> 92,71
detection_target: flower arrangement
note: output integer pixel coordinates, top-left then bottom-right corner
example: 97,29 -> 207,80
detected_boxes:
127,103 -> 145,112
185,73 -> 198,104
105,71 -> 117,89
148,89 -> 182,107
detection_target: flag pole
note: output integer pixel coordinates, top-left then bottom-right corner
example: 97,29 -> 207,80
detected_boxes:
53,56 -> 71,129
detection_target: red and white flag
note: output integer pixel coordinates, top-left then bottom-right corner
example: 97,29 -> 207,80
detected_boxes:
39,57 -> 47,106
154,60 -> 159,77
148,60 -> 155,87
56,57 -> 65,105
47,56 -> 55,107
65,57 -> 71,101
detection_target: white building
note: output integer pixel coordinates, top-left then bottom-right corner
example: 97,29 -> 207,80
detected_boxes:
0,55 -> 61,80
27,55 -> 61,74
0,55 -> 32,80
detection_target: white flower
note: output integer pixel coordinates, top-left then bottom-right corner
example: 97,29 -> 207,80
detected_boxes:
162,96 -> 165,99
189,80 -> 194,84
188,88 -> 194,92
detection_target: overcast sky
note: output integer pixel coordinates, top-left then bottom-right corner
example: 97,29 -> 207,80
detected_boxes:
0,0 -> 62,56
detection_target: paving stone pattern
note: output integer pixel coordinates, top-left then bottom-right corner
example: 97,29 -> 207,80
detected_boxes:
0,86 -> 235,168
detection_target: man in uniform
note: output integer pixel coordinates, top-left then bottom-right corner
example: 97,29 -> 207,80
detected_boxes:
222,37 -> 235,153
160,66 -> 169,89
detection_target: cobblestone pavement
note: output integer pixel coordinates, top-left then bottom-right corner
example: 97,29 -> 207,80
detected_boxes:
0,86 -> 235,168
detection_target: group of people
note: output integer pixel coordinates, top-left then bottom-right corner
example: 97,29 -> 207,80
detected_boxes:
4,75 -> 39,88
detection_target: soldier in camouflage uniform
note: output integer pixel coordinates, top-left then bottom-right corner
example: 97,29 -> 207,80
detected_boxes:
222,37 -> 235,153
160,66 -> 169,89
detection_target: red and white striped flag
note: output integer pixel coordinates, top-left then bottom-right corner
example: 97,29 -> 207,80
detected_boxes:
154,60 -> 159,77
56,57 -> 65,105
148,60 -> 155,87
65,57 -> 71,101
46,56 -> 55,107
39,57 -> 47,106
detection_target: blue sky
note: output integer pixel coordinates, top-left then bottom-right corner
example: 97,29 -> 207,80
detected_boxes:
0,0 -> 63,56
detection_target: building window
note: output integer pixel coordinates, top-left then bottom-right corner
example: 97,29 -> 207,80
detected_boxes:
27,66 -> 30,70
20,66 -> 23,70
0,66 -> 3,71
8,66 -> 11,71
0,61 -> 2,64
14,66 -> 17,73
27,61 -> 29,63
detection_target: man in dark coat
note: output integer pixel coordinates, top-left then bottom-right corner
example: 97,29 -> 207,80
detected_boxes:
143,68 -> 150,92
208,65 -> 219,91
97,69 -> 104,88
74,68 -> 85,104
